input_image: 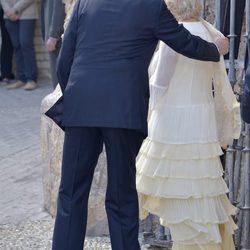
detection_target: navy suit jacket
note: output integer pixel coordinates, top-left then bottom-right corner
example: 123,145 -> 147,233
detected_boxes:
48,0 -> 220,135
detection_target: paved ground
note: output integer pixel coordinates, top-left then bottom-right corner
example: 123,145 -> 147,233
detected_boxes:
0,82 -> 52,225
0,82 -> 167,250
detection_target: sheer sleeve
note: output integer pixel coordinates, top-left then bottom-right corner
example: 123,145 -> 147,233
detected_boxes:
149,41 -> 177,110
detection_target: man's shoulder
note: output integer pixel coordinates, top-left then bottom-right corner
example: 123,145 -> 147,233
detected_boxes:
78,0 -> 163,9
135,0 -> 164,18
76,0 -> 164,18
137,0 -> 163,8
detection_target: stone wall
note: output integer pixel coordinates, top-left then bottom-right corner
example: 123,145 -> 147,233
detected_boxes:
41,87 -> 109,236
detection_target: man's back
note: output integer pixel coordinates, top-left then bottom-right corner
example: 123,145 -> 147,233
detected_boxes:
73,0 -> 158,64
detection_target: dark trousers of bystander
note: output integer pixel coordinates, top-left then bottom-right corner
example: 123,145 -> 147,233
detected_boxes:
5,19 -> 37,83
49,48 -> 60,89
0,9 -> 14,80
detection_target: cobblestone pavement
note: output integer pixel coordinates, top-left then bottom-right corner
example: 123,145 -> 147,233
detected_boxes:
0,83 -> 168,249
0,83 -> 52,249
0,219 -> 163,250
0,218 -> 167,250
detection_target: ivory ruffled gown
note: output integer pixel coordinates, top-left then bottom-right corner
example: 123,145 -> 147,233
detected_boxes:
136,22 -> 238,250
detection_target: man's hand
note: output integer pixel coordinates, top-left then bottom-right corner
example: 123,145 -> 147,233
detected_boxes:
214,36 -> 229,56
46,37 -> 58,52
6,9 -> 19,21
9,14 -> 19,21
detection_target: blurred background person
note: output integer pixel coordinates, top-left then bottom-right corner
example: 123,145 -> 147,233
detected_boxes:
0,2 -> 14,86
1,0 -> 38,90
241,33 -> 250,124
41,0 -> 65,89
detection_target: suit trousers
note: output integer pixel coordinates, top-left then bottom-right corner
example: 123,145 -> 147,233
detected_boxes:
52,127 -> 144,250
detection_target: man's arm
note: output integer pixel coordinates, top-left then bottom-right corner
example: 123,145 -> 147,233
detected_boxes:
12,0 -> 34,14
46,0 -> 66,52
0,0 -> 12,12
56,0 -> 79,92
154,0 -> 224,62
50,0 -> 65,40
40,0 -> 46,41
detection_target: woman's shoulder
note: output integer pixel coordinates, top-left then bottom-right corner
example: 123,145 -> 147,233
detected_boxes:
180,21 -> 211,40
180,21 -> 206,31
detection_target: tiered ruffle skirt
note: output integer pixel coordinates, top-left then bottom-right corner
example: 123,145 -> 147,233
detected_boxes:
136,138 -> 237,250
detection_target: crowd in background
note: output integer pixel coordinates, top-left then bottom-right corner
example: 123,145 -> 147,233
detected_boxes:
0,0 -> 66,91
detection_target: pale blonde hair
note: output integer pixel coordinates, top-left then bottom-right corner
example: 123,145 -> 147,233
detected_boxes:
63,0 -> 77,30
165,0 -> 203,21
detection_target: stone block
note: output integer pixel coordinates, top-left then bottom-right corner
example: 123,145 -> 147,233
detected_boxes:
34,37 -> 45,45
38,69 -> 51,80
41,87 -> 109,236
35,45 -> 48,53
37,61 -> 50,69
36,52 -> 49,61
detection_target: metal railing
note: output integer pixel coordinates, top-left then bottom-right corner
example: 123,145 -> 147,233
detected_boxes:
142,1 -> 250,249
225,0 -> 250,249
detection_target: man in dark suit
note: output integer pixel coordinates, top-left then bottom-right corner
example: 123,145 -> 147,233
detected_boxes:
41,0 -> 65,88
51,0 -> 229,249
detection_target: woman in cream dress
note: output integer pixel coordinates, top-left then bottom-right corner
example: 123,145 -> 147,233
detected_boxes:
136,0 -> 241,249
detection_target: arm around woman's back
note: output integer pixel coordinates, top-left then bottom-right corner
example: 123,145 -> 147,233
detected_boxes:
155,0 -> 220,62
